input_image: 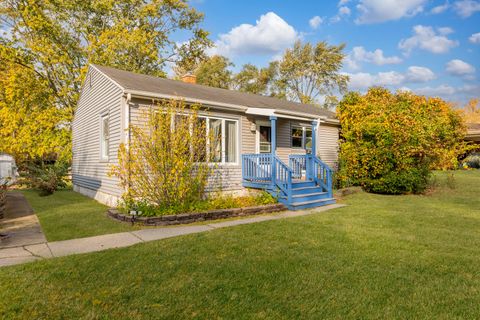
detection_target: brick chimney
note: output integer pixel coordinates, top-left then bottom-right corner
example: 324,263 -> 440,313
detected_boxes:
181,73 -> 197,84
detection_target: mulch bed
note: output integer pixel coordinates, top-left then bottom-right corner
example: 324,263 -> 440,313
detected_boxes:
107,203 -> 286,226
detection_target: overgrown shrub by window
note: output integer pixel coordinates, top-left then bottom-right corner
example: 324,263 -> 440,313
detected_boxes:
337,88 -> 468,194
23,161 -> 69,196
111,100 -> 212,213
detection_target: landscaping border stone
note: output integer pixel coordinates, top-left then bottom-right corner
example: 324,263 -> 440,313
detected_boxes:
107,203 -> 287,226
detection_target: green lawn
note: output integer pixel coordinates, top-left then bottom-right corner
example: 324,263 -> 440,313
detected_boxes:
2,171 -> 480,319
21,189 -> 136,241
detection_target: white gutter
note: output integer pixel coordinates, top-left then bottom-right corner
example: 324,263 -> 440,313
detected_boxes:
127,90 -> 248,112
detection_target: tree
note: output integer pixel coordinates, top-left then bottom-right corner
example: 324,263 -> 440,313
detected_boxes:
234,62 -> 277,95
110,100 -> 211,215
0,0 -> 210,161
463,98 -> 480,123
194,55 -> 233,89
337,88 -> 468,194
0,46 -> 71,163
277,40 -> 349,107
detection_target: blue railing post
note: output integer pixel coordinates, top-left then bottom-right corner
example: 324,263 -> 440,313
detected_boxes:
309,120 -> 318,182
270,116 -> 277,190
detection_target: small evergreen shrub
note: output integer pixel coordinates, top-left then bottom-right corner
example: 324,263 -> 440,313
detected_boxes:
24,161 -> 69,196
463,154 -> 480,169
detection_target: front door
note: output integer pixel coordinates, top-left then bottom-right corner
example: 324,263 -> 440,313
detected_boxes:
257,124 -> 272,153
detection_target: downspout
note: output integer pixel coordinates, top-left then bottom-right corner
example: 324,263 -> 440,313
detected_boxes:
125,93 -> 132,196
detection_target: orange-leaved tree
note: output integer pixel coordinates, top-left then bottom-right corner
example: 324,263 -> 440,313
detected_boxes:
337,87 -> 468,194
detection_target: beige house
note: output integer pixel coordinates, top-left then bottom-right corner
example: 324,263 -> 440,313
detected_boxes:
72,65 -> 340,210
466,123 -> 480,144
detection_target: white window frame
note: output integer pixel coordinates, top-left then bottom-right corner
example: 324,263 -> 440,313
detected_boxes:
100,113 -> 110,161
291,124 -> 312,151
201,115 -> 240,165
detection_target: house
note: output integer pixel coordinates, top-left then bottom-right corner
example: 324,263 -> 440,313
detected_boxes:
466,123 -> 480,144
72,65 -> 340,210
0,153 -> 18,185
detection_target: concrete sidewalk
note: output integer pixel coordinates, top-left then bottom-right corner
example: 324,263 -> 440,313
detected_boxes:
0,193 -> 47,249
0,203 -> 345,267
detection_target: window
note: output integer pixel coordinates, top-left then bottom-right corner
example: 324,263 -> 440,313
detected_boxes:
172,114 -> 238,164
209,118 -> 222,162
291,127 -> 303,148
204,116 -> 238,164
225,120 -> 237,162
100,114 -> 110,160
291,125 -> 313,151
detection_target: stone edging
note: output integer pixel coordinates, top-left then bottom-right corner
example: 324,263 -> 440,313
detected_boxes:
107,203 -> 287,226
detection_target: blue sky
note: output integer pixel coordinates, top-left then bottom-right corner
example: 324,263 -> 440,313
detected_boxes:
188,0 -> 480,105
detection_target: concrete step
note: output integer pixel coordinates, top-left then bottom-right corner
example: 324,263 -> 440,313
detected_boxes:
288,198 -> 336,210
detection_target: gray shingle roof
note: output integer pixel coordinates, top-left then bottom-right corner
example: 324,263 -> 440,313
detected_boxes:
92,64 -> 336,120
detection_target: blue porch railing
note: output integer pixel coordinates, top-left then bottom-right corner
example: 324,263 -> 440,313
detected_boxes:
312,156 -> 333,198
289,154 -> 306,179
242,153 -> 334,207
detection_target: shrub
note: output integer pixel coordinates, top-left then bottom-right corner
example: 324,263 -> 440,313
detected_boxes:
118,191 -> 277,217
111,100 -> 212,212
24,161 -> 69,196
337,88 -> 469,195
463,153 -> 480,169
363,167 -> 430,195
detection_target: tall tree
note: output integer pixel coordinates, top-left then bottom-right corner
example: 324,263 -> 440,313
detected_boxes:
0,0 -> 210,161
194,55 -> 233,89
234,63 -> 277,95
277,40 -> 349,107
0,46 -> 71,163
463,98 -> 480,123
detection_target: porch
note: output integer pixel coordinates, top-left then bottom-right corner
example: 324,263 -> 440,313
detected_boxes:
241,116 -> 335,210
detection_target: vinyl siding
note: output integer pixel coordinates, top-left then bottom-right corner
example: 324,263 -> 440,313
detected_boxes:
72,67 -> 124,197
317,123 -> 339,169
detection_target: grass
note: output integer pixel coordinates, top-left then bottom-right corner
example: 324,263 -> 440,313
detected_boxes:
1,170 -> 479,319
21,189 -> 136,241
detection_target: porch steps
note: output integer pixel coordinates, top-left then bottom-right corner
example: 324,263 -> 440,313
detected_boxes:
277,180 -> 335,210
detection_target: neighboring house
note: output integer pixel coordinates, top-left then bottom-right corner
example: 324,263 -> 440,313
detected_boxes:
72,65 -> 340,210
466,123 -> 480,144
0,153 -> 18,185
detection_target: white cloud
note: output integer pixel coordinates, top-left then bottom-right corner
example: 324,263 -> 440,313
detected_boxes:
210,12 -> 297,57
438,27 -> 454,35
469,32 -> 480,44
415,84 -> 457,96
453,0 -> 480,17
330,5 -> 352,23
346,71 -> 406,89
346,46 -> 402,70
339,6 -> 351,15
339,0 -> 350,5
355,0 -> 427,24
309,16 -> 323,29
406,66 -> 436,82
346,66 -> 436,89
431,2 -> 450,14
446,59 -> 476,78
399,25 -> 459,55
